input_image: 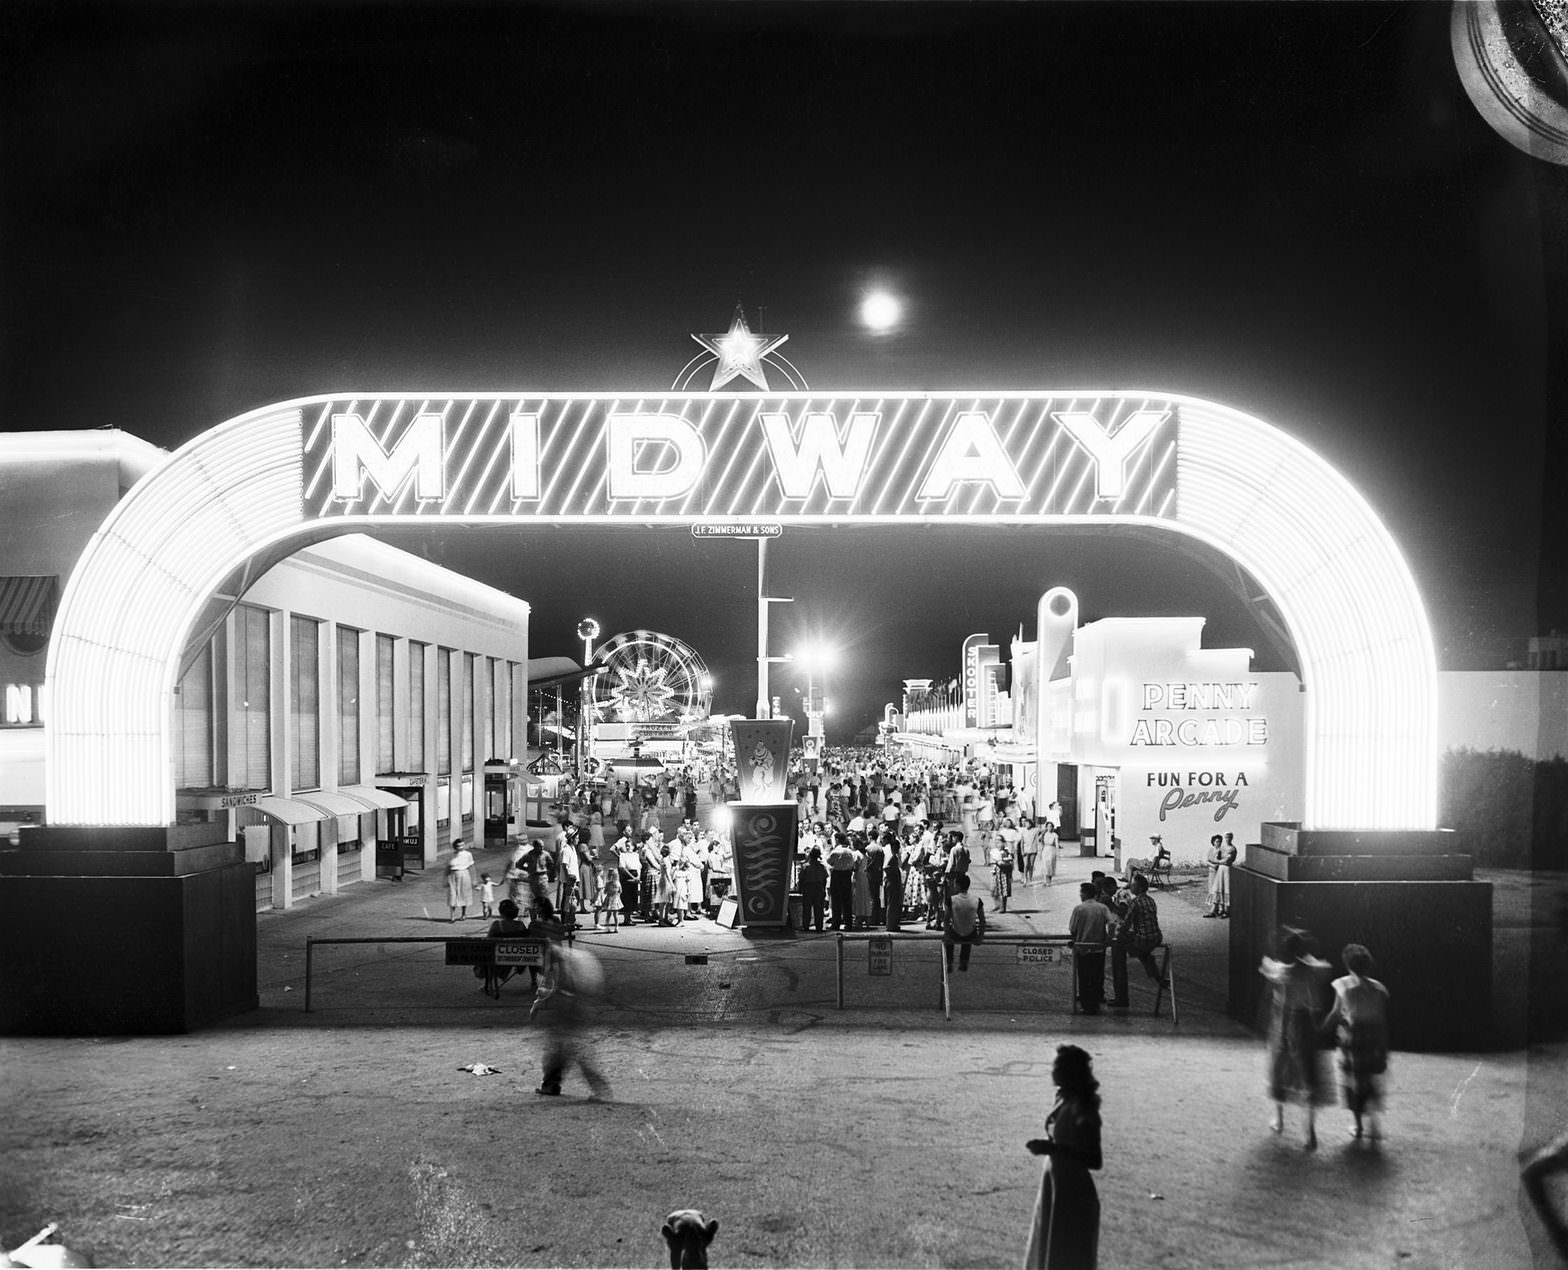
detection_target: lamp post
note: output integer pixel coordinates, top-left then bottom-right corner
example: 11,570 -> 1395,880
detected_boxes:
755,537 -> 794,718
576,618 -> 600,781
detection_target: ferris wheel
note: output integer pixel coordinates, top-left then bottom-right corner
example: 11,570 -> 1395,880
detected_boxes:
589,630 -> 712,724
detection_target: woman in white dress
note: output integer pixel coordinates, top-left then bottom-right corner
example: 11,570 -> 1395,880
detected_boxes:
445,839 -> 476,921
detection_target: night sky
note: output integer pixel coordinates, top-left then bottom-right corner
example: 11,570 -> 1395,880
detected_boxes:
3,2 -> 1563,740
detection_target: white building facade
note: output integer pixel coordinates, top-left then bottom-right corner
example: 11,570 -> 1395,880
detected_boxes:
2,432 -> 532,911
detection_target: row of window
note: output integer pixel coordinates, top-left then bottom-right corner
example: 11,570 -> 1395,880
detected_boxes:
175,604 -> 516,791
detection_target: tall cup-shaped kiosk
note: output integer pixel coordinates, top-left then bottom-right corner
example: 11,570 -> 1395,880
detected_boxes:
727,718 -> 798,927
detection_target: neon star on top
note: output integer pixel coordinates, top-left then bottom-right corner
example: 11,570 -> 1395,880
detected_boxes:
691,306 -> 789,391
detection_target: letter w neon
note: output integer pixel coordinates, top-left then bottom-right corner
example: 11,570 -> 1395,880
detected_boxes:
759,412 -> 878,499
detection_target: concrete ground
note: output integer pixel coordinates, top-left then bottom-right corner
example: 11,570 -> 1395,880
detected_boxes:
2,810 -> 1566,1269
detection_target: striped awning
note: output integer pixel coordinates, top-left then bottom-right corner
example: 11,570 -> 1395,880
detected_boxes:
0,576 -> 58,638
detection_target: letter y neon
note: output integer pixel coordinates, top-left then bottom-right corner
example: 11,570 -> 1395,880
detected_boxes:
1053,410 -> 1168,499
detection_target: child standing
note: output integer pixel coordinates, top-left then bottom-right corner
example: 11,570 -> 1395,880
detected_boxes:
479,872 -> 496,919
600,853 -> 621,931
1321,943 -> 1391,1142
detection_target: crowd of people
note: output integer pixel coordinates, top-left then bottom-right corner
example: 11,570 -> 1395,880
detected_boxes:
783,747 -> 1065,931
456,747 -> 1073,939
501,816 -> 736,932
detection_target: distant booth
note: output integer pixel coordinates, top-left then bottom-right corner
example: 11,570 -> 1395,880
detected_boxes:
374,773 -> 427,877
5,388 -> 1487,1046
483,760 -> 524,848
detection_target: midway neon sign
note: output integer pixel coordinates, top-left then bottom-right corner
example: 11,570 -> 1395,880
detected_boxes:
42,387 -> 1440,829
306,394 -> 1177,520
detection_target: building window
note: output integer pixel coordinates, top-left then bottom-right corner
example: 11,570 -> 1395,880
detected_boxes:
437,647 -> 452,776
482,656 -> 496,761
236,605 -> 270,789
291,615 -> 320,791
176,640 -> 215,788
338,626 -> 360,786
409,641 -> 426,770
376,634 -> 395,774
462,651 -> 475,774
492,658 -> 511,758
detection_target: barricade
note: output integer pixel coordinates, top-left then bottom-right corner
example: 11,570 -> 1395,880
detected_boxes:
303,934 -> 562,1011
832,932 -> 1177,1024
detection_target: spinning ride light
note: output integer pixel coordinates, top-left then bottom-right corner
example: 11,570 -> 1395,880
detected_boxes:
590,630 -> 713,724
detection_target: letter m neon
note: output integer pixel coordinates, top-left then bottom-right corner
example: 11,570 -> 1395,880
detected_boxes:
332,412 -> 445,502
759,411 -> 878,499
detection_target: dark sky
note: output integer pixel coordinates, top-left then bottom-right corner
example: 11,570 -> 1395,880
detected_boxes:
3,2 -> 1564,740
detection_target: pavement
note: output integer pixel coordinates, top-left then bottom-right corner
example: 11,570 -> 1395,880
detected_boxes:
2,802 -> 1566,1269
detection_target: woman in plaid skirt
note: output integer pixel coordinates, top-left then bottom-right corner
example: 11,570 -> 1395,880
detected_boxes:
1321,943 -> 1391,1142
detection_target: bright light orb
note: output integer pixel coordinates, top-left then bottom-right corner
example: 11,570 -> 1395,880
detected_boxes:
859,291 -> 902,332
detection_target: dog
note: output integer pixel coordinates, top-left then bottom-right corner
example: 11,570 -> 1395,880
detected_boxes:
661,1209 -> 718,1269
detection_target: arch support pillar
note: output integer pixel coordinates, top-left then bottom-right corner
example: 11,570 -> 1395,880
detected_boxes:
0,824 -> 257,1034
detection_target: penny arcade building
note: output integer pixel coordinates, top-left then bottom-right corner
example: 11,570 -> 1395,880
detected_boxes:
0,386 -> 1488,1046
894,605 -> 1307,868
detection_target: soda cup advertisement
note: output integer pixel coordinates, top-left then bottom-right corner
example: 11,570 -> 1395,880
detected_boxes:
729,717 -> 794,804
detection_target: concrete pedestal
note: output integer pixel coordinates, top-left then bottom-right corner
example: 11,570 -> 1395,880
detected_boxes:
728,801 -> 798,928
1229,823 -> 1492,1051
0,823 -> 258,1035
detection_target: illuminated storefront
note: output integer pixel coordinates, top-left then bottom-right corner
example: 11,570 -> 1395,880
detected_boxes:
1038,615 -> 1304,864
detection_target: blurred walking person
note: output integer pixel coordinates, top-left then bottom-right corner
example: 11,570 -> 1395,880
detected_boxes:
531,903 -> 610,1099
1321,943 -> 1391,1142
1261,927 -> 1331,1148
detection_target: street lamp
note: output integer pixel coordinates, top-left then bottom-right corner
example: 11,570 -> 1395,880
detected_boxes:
793,644 -> 837,743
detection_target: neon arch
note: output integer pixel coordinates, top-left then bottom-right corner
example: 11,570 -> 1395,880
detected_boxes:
45,390 -> 1437,829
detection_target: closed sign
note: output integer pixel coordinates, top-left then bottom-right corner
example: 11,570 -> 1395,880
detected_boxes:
494,941 -> 545,967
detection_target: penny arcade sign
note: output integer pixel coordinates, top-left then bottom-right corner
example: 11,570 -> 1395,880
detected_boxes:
45,390 -> 1438,831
